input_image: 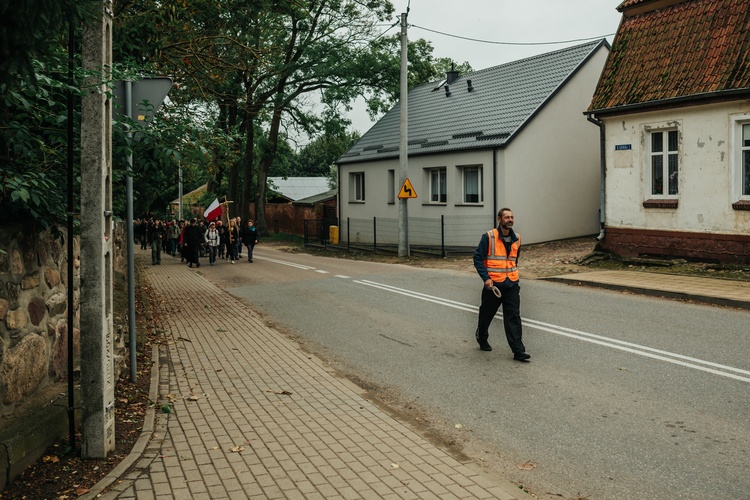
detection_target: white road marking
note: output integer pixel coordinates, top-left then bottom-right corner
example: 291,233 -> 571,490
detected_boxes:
252,255 -> 316,270
356,280 -> 750,384
249,258 -> 749,383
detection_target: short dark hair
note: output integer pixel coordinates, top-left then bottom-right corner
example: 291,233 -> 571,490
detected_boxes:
498,207 -> 513,217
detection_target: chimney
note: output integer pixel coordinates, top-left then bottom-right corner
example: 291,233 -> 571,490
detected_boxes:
446,62 -> 459,85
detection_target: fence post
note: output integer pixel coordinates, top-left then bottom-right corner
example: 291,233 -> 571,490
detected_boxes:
347,217 -> 351,252
373,217 -> 377,253
441,214 -> 446,258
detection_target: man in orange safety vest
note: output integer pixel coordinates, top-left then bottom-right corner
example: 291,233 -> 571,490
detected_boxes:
473,208 -> 529,362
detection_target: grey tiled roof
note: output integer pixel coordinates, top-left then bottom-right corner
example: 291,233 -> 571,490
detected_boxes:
267,177 -> 331,201
339,40 -> 607,164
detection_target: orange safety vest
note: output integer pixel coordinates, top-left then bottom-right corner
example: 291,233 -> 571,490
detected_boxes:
484,229 -> 520,283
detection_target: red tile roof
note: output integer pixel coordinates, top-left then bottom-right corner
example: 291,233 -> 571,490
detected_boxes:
589,0 -> 750,112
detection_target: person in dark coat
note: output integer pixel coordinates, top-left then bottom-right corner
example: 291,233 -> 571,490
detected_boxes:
185,218 -> 202,268
240,219 -> 259,262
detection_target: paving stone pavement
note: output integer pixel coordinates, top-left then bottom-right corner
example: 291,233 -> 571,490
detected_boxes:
85,254 -> 525,499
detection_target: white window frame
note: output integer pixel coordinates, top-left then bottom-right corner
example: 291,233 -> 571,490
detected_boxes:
459,165 -> 483,204
350,172 -> 365,202
645,128 -> 679,199
425,167 -> 447,204
731,114 -> 750,201
387,169 -> 395,204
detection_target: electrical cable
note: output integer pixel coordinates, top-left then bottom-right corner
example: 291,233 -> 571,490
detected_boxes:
410,23 -> 615,46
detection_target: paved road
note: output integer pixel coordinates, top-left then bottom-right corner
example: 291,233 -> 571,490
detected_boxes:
203,246 -> 750,499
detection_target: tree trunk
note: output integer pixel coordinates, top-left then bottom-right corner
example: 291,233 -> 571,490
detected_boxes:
255,99 -> 284,235
241,102 -> 259,223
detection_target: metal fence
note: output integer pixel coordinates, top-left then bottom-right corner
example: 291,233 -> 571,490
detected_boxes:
304,215 -> 495,257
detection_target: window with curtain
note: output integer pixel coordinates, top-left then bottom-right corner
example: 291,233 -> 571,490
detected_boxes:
429,168 -> 446,203
742,123 -> 750,196
462,166 -> 482,203
350,172 -> 365,202
648,129 -> 679,197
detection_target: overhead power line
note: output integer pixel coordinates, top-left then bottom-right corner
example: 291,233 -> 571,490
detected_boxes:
410,24 -> 615,46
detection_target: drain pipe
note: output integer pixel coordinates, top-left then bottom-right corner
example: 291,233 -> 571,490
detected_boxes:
492,147 -> 498,221
586,113 -> 606,241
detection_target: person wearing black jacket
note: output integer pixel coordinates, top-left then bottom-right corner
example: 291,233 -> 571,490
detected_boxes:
473,208 -> 529,362
185,218 -> 202,268
148,219 -> 166,265
240,219 -> 259,262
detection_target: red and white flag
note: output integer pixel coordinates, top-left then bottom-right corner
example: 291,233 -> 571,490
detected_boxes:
203,198 -> 222,221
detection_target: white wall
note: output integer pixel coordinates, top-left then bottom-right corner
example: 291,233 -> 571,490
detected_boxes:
337,44 -> 610,246
602,101 -> 750,235
338,149 -> 497,245
502,45 -> 609,244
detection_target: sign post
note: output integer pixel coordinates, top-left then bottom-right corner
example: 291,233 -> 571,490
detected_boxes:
113,77 -> 172,382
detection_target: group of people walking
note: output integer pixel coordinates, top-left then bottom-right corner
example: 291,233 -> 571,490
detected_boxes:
135,216 -> 259,268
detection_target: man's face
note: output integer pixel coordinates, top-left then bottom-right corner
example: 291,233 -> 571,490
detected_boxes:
498,210 -> 514,230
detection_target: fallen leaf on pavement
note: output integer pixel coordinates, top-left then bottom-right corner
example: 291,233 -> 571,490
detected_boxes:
229,446 -> 245,453
517,461 -> 537,471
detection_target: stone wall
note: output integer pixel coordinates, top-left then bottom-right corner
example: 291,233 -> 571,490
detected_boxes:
0,222 -> 127,417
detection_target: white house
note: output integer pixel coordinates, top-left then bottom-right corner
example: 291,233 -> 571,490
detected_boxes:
336,40 -> 610,249
586,0 -> 750,264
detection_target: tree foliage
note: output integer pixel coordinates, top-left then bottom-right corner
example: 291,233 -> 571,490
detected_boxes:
2,0 -> 475,232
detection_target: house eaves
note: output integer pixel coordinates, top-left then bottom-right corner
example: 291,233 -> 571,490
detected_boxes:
339,40 -> 608,166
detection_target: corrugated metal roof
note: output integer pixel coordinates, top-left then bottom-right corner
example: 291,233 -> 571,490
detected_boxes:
590,0 -> 750,113
338,40 -> 607,165
292,189 -> 337,206
267,177 -> 331,201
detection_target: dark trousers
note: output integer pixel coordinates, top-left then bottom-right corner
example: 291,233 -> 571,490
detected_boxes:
476,284 -> 525,354
151,240 -> 161,264
226,241 -> 237,260
208,246 -> 217,264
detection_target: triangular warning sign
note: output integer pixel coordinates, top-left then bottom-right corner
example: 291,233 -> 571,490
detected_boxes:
398,178 -> 418,199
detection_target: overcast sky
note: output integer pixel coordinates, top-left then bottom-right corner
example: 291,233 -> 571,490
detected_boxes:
344,0 -> 623,134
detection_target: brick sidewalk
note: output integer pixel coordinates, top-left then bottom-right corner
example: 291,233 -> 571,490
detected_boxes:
86,254 -> 524,499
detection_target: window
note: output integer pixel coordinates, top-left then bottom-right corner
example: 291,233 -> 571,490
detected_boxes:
387,170 -> 395,204
460,166 -> 482,204
742,123 -> 750,197
648,129 -> 679,197
427,167 -> 446,203
350,172 -> 365,202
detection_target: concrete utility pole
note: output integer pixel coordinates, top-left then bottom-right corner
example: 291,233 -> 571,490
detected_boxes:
398,11 -> 410,258
80,0 -> 115,458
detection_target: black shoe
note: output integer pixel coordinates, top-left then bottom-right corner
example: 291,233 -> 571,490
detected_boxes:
189,264 -> 192,268
513,353 -> 530,362
479,342 -> 492,352
196,263 -> 200,268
